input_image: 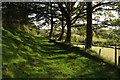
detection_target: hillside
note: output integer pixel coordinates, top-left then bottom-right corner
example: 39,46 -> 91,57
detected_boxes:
2,28 -> 120,79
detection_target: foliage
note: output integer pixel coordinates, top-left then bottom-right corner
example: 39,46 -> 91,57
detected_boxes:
97,29 -> 108,39
2,2 -> 31,28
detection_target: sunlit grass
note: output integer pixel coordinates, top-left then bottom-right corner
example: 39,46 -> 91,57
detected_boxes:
2,28 -> 120,79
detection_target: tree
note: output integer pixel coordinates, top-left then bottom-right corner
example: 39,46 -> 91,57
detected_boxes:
2,2 -> 38,29
85,2 -> 92,49
58,2 -> 86,43
58,2 -> 71,43
49,3 -> 54,38
58,10 -> 65,41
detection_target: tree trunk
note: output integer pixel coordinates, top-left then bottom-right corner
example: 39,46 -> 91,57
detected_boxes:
64,3 -> 71,43
58,26 -> 64,41
58,11 -> 64,41
49,15 -> 53,38
85,2 -> 92,49
64,15 -> 71,43
49,3 -> 53,38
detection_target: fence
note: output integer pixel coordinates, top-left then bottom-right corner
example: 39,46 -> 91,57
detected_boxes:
74,44 -> 120,66
115,46 -> 120,66
97,46 -> 120,66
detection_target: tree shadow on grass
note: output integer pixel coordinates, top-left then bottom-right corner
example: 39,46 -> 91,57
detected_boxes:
47,42 -> 104,62
44,41 -> 120,78
2,28 -> 120,78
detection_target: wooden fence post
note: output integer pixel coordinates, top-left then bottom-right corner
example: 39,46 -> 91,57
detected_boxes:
99,48 -> 101,55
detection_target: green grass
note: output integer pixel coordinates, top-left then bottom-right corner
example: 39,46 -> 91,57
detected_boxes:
0,60 -> 1,78
0,54 -> 1,80
2,28 -> 120,79
93,37 -> 107,42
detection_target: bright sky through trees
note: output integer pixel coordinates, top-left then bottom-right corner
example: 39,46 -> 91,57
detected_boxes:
28,2 -> 119,30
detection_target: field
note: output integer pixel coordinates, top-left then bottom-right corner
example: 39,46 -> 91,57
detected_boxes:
75,44 -> 120,68
74,44 -> 115,63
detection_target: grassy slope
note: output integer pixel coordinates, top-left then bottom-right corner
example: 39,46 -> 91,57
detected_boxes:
0,28 -> 2,79
0,54 -> 1,79
2,28 -> 120,79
